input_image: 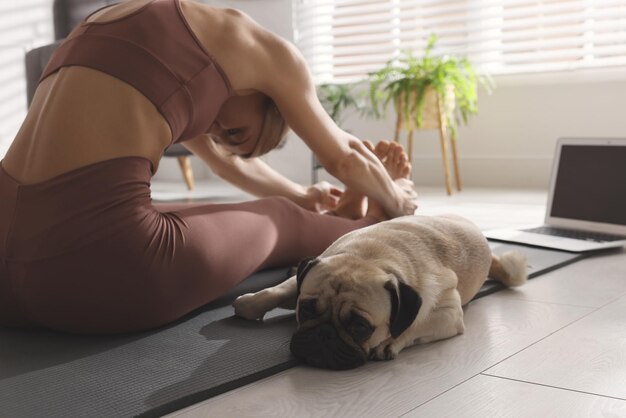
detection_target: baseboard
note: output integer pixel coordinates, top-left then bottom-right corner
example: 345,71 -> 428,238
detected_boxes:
409,155 -> 553,188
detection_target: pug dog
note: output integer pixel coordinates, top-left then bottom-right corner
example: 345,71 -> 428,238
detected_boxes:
233,214 -> 527,370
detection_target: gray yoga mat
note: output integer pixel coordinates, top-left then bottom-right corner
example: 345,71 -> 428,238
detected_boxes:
0,244 -> 590,417
0,268 -> 296,418
478,241 -> 588,299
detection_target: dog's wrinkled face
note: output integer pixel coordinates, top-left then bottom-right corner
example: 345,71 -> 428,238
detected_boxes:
289,254 -> 422,370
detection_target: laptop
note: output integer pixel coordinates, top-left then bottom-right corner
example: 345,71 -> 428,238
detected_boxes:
484,137 -> 626,252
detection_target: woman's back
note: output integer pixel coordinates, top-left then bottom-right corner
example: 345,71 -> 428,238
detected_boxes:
2,0 -> 241,184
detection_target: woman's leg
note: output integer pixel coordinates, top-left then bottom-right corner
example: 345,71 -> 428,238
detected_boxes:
11,145 -> 411,334
18,197 -> 376,334
157,196 -> 377,276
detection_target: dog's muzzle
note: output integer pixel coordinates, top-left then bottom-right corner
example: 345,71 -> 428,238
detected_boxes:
290,323 -> 367,370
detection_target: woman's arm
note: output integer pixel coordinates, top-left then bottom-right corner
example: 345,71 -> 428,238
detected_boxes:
252,33 -> 417,217
185,7 -> 417,216
182,135 -> 342,212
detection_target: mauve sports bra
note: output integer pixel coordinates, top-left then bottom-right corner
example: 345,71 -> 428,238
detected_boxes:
40,0 -> 233,144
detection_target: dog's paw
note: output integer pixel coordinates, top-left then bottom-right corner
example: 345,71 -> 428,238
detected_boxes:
370,342 -> 399,361
233,293 -> 267,320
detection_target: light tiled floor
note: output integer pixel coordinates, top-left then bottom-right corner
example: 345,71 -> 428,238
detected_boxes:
155,182 -> 626,418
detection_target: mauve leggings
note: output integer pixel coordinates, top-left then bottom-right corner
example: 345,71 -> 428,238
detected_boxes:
0,157 -> 375,334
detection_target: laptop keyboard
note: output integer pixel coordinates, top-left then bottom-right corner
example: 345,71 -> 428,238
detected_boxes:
523,226 -> 626,242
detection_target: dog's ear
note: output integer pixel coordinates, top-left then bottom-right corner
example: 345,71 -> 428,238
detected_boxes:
296,257 -> 320,295
384,279 -> 422,338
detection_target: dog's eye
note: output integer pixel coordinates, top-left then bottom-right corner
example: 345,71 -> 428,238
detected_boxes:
344,313 -> 374,343
298,299 -> 318,322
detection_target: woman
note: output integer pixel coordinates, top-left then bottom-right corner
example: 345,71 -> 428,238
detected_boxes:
0,0 -> 418,334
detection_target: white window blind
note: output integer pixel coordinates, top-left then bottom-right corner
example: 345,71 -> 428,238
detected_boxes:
294,0 -> 626,83
0,0 -> 53,157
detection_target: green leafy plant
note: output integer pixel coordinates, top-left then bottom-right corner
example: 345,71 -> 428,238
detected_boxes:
317,82 -> 373,127
368,34 -> 493,135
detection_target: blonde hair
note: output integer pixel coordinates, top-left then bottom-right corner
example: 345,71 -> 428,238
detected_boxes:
247,99 -> 289,158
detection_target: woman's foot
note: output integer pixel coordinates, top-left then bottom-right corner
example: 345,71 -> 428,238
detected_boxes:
333,189 -> 367,220
364,192 -> 387,222
366,140 -> 413,220
374,140 -> 411,180
334,140 -> 412,221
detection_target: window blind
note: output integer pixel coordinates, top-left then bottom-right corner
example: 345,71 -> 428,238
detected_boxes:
0,0 -> 53,157
294,0 -> 626,83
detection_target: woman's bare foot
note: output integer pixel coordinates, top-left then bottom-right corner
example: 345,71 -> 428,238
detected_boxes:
333,189 -> 367,220
333,140 -> 413,221
364,193 -> 387,222
366,140 -> 413,220
374,140 -> 411,180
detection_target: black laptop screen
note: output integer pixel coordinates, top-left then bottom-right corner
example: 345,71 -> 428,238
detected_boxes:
550,144 -> 626,226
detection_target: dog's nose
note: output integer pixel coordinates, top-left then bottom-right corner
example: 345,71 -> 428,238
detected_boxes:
316,323 -> 336,341
290,323 -> 367,370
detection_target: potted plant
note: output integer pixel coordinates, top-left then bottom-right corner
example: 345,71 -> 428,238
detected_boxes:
369,34 -> 492,137
368,34 -> 493,194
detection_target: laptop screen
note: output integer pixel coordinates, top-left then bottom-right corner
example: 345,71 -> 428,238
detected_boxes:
550,144 -> 626,226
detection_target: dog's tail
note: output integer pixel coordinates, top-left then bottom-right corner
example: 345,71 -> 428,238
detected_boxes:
489,251 -> 528,287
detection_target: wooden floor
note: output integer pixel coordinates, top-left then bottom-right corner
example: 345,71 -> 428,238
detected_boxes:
160,186 -> 626,418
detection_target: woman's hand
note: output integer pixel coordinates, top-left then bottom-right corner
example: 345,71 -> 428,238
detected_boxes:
303,181 -> 343,213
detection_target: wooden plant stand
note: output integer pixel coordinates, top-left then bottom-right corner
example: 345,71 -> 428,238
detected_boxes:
394,88 -> 462,195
